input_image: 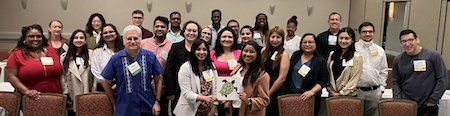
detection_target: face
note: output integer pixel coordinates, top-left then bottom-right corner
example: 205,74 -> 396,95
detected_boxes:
212,12 -> 221,24
286,22 -> 297,36
153,20 -> 168,38
241,28 -> 253,43
301,35 -> 316,53
257,14 -> 267,27
184,23 -> 199,42
338,32 -> 353,49
328,14 -> 341,30
25,29 -> 43,49
73,32 -> 86,48
49,21 -> 62,36
132,13 -> 144,27
170,14 -> 181,28
220,31 -> 234,48
123,30 -> 141,50
269,32 -> 282,48
400,33 -> 420,54
241,45 -> 257,64
195,43 -> 208,61
359,26 -> 374,42
92,16 -> 102,30
228,22 -> 239,35
200,28 -> 212,42
102,26 -> 117,42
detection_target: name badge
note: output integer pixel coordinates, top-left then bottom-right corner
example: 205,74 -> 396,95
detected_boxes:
228,59 -> 238,70
40,57 -> 54,65
298,65 -> 311,77
202,69 -> 215,82
271,51 -> 278,61
328,35 -> 337,45
160,51 -> 168,61
62,43 -> 69,52
128,61 -> 142,76
342,59 -> 353,66
254,33 -> 261,39
413,60 -> 426,71
76,57 -> 84,65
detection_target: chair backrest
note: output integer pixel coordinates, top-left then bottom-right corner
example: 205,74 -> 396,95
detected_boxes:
0,92 -> 21,116
76,93 -> 114,116
22,93 -> 66,116
378,99 -> 417,116
326,96 -> 363,116
278,94 -> 314,116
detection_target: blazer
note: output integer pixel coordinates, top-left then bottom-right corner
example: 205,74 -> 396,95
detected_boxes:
164,40 -> 190,96
60,50 -> 96,110
285,51 -> 329,94
239,72 -> 270,116
173,62 -> 218,116
326,51 -> 363,96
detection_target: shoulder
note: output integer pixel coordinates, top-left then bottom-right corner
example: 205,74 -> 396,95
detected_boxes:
60,52 -> 68,59
62,38 -> 70,43
317,31 -> 329,37
140,48 -> 156,56
180,61 -> 192,69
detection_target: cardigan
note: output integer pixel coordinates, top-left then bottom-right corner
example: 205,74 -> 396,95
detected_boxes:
326,51 -> 363,96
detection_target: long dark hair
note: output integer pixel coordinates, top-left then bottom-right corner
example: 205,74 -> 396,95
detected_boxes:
85,13 -> 106,36
213,27 -> 238,57
254,13 -> 269,36
13,24 -> 49,58
63,30 -> 89,71
95,24 -> 124,52
331,27 -> 356,61
298,33 -> 322,57
239,41 -> 265,87
261,26 -> 285,70
189,39 -> 215,76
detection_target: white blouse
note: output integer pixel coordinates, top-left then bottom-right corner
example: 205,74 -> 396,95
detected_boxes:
91,44 -> 116,83
284,35 -> 302,58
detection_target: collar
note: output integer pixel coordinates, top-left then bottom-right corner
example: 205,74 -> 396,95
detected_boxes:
93,31 -> 99,37
153,37 -> 168,47
359,39 -> 373,48
208,25 -> 225,31
117,48 -> 143,57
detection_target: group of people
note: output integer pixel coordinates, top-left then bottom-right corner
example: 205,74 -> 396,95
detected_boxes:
4,8 -> 448,116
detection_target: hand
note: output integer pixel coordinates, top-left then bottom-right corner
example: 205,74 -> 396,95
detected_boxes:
111,84 -> 117,91
167,95 -> 175,101
237,92 -> 248,102
202,95 -> 218,103
24,90 -> 41,100
301,91 -> 315,100
330,91 -> 340,97
153,102 -> 160,116
427,103 -> 436,106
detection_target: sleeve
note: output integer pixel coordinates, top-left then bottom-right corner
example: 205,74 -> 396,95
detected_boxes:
392,56 -> 402,99
151,54 -> 164,76
177,63 -> 199,105
378,49 -> 389,92
248,73 -> 270,111
59,53 -> 68,94
91,49 -> 105,83
339,54 -> 363,96
101,56 -> 116,81
164,44 -> 178,95
326,52 -> 334,92
428,53 -> 449,104
6,51 -> 19,69
318,58 -> 330,88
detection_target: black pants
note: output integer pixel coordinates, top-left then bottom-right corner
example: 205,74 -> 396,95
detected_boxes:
418,105 -> 439,116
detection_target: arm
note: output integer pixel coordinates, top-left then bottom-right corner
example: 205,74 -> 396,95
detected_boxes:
102,79 -> 115,109
59,53 -> 68,95
153,75 -> 162,116
378,50 -> 389,92
91,50 -> 105,83
339,55 -> 363,96
391,57 -> 402,99
268,51 -> 289,96
427,54 -> 449,104
247,73 -> 270,111
7,68 -> 41,100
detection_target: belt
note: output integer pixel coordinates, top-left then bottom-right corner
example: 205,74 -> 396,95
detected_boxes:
357,86 -> 379,91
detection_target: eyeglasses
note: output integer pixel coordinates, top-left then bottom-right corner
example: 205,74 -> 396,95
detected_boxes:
400,39 -> 415,45
102,31 -> 115,35
202,32 -> 212,36
361,30 -> 374,33
133,17 -> 143,20
302,41 -> 316,45
75,36 -> 85,39
186,29 -> 198,33
92,20 -> 102,24
126,37 -> 139,41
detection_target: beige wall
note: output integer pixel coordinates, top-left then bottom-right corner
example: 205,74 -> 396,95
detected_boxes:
0,0 -> 350,50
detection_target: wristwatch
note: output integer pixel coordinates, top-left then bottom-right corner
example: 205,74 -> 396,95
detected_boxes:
156,98 -> 161,102
248,98 -> 252,105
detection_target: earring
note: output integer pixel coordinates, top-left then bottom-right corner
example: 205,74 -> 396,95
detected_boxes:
23,40 -> 26,44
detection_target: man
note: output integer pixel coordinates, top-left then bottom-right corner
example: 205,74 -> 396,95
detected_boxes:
355,22 -> 388,116
227,19 -> 241,44
102,25 -> 163,116
131,10 -> 153,39
166,11 -> 184,43
316,12 -> 341,58
392,29 -> 449,116
141,16 -> 173,116
208,9 -> 225,49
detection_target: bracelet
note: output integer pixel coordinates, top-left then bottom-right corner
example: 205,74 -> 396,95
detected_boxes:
247,98 -> 252,105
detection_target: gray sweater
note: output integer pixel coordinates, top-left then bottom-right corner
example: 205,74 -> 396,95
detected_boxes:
392,47 -> 449,106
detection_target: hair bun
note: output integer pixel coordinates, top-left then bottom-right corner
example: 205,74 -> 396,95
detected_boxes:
291,16 -> 297,20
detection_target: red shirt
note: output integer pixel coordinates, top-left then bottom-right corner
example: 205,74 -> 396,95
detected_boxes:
6,46 -> 63,93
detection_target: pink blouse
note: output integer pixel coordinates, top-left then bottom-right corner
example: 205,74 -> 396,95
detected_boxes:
210,50 -> 241,75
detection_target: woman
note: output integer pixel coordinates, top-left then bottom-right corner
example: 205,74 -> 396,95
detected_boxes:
85,13 -> 106,49
261,26 -> 289,116
233,40 -> 270,116
284,16 -> 302,58
60,30 -> 95,115
253,13 -> 269,47
174,39 -> 218,116
48,20 -> 70,54
211,27 -> 241,75
6,24 -> 63,100
200,26 -> 213,50
326,27 -> 363,97
240,25 -> 254,44
91,24 -> 124,91
285,33 -> 328,116
164,20 -> 202,113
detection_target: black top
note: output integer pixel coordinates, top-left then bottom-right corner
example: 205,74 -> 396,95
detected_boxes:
164,40 -> 190,96
316,29 -> 337,58
263,49 -> 286,116
332,58 -> 345,81
286,51 -> 329,94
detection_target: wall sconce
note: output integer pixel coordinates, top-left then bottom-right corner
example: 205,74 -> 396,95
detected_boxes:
21,0 -> 27,9
147,1 -> 152,12
269,4 -> 275,15
61,0 -> 68,10
307,5 -> 313,16
185,2 -> 192,13
389,2 -> 395,19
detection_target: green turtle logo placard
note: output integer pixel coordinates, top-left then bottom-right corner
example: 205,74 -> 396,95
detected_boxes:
216,76 -> 240,100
